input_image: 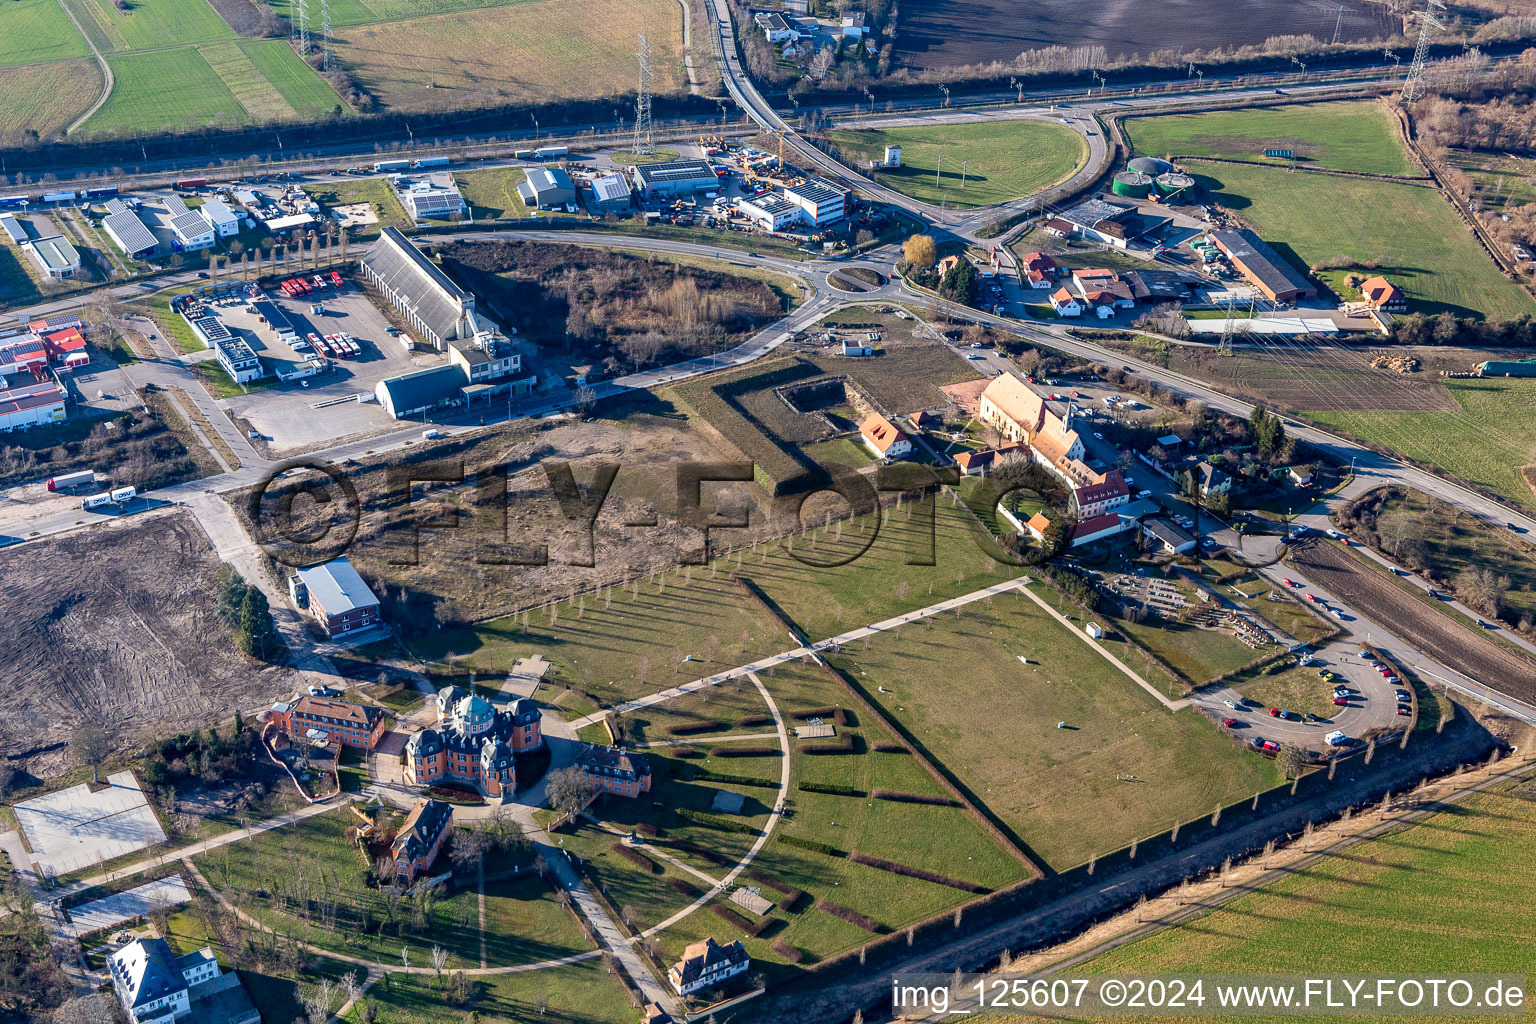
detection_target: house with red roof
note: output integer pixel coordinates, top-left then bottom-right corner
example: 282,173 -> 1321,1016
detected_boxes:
1359,275 -> 1406,312
859,411 -> 912,459
43,328 -> 89,372
1020,252 -> 1058,290
1049,287 -> 1082,317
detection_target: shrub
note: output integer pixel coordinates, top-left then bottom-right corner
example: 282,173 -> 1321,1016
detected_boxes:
672,747 -> 704,759
611,843 -> 662,874
667,719 -> 728,736
797,781 -> 864,797
675,808 -> 758,834
869,789 -> 959,806
747,869 -> 807,912
847,851 -> 989,893
772,938 -> 804,964
802,734 -> 857,755
708,745 -> 780,758
688,768 -> 780,789
712,904 -> 754,931
815,897 -> 885,933
633,822 -> 659,837
777,834 -> 844,857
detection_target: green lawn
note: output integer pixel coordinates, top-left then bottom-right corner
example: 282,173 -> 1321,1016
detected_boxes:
1114,613 -> 1262,685
265,0 -> 377,26
86,47 -> 248,135
341,960 -> 637,1024
1187,162 -> 1532,321
482,874 -> 596,965
828,120 -> 1089,209
1237,666 -> 1341,719
0,0 -> 92,67
237,39 -> 348,118
455,167 -> 529,220
1305,377 -> 1536,512
834,595 -> 1283,870
80,0 -> 234,51
798,436 -> 876,470
1026,778 -> 1536,1020
1122,100 -> 1417,176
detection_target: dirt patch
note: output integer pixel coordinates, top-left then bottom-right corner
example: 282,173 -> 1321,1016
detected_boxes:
0,511 -> 298,780
1288,537 -> 1536,702
438,239 -> 785,377
828,267 -> 884,292
205,0 -> 267,35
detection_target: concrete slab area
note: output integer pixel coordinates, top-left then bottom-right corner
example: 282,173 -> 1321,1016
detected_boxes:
62,875 -> 192,938
13,771 -> 166,879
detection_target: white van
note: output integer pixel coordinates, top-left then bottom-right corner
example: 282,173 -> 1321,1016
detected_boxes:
1324,730 -> 1348,746
421,428 -> 443,440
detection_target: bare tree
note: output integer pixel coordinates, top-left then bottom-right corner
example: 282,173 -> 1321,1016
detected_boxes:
71,727 -> 110,785
430,944 -> 449,989
546,767 -> 596,817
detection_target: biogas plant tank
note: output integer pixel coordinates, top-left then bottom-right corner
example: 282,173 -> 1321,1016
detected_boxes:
1127,156 -> 1174,176
1156,171 -> 1197,195
1111,171 -> 1154,198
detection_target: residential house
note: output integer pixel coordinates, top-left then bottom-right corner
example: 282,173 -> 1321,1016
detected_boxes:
859,411 -> 911,459
953,443 -> 1028,476
1070,470 -> 1130,519
1359,275 -> 1406,312
1049,287 -> 1082,317
1176,459 -> 1231,499
107,938 -> 258,1024
270,695 -> 387,750
390,798 -> 453,882
754,11 -> 798,40
1020,252 -> 1057,289
669,938 -> 751,996
404,687 -> 543,800
573,744 -> 652,798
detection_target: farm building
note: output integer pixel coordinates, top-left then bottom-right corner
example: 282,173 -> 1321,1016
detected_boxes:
669,938 -> 751,997
630,158 -> 720,197
165,196 -> 215,252
198,200 -> 240,237
1020,252 -> 1057,289
859,411 -> 912,459
0,379 -> 66,431
1359,275 -> 1406,312
390,799 -> 453,882
375,363 -> 469,419
21,235 -> 80,279
1475,358 -> 1536,377
737,192 -> 802,231
782,177 -> 848,227
360,227 -> 483,350
397,174 -> 467,221
269,695 -> 387,750
588,174 -> 633,213
293,556 -> 381,637
573,744 -> 652,798
516,166 -> 577,210
101,200 -> 157,258
1210,229 -> 1317,303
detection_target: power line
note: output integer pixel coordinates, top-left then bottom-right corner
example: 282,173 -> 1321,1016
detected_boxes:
1403,0 -> 1447,102
294,0 -> 310,57
633,30 -> 654,157
320,0 -> 334,72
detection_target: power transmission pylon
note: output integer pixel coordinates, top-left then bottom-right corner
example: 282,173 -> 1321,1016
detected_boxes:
320,0 -> 333,71
294,0 -> 310,56
1218,293 -> 1237,356
1402,0 -> 1446,103
633,31 -> 654,156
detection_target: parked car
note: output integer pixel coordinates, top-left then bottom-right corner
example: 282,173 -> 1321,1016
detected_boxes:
1397,705 -> 1412,716
1358,650 -> 1374,659
1224,699 -> 1241,710
1332,697 -> 1349,707
1325,730 -> 1349,746
1261,740 -> 1280,753
1395,689 -> 1411,701
1223,717 -> 1240,727
1269,707 -> 1281,717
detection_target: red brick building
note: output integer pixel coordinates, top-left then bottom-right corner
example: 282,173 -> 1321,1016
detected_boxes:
573,744 -> 652,798
404,688 -> 543,801
292,558 -> 381,638
390,799 -> 453,882
270,695 -> 387,749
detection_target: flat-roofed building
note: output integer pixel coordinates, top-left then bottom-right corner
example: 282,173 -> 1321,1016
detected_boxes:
22,235 -> 80,279
737,192 -> 801,231
0,378 -> 66,431
102,200 -> 157,258
630,158 -> 719,197
360,227 -> 482,350
0,213 -> 25,244
782,177 -> 848,227
398,174 -> 467,220
198,200 -> 240,237
516,166 -> 576,209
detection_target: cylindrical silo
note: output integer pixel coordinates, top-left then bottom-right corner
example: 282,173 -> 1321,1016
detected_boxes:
1111,170 -> 1154,198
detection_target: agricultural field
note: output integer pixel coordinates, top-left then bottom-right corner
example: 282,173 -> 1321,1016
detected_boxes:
0,59 -> 102,142
0,0 -> 92,67
891,0 -> 1394,68
1121,100 -> 1418,176
85,48 -> 250,134
1183,162 -> 1532,320
332,0 -> 684,112
71,0 -> 235,52
236,39 -> 349,117
454,167 -> 529,220
1030,777 -> 1536,1013
1305,376 -> 1536,511
836,592 -> 1283,869
828,120 -> 1088,209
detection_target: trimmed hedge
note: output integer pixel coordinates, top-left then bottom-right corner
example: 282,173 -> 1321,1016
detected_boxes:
747,869 -> 807,912
802,734 -> 857,755
708,745 -> 781,758
777,834 -> 845,857
870,789 -> 959,806
688,768 -> 781,789
790,706 -> 851,726
797,781 -> 865,797
872,742 -> 908,754
713,903 -> 776,937
848,850 -> 989,893
611,843 -> 662,875
816,897 -> 886,934
772,938 -> 804,964
676,808 -> 759,835
634,822 -> 659,838
672,746 -> 704,759
667,876 -> 699,898
667,719 -> 728,736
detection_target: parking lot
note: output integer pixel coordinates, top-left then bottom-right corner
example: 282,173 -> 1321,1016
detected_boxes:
207,283 -> 457,451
